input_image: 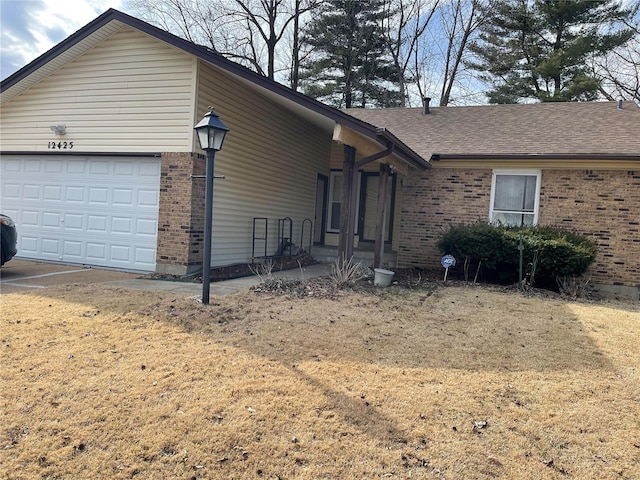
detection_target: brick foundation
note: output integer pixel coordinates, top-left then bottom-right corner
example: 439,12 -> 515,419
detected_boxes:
398,167 -> 639,297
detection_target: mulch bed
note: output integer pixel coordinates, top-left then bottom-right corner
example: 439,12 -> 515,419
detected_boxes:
142,258 -> 599,301
141,254 -> 317,283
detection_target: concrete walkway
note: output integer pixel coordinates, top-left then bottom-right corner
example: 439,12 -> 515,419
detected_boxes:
103,263 -> 333,296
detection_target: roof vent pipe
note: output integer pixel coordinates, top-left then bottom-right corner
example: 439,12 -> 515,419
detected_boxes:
618,99 -> 623,110
423,97 -> 431,115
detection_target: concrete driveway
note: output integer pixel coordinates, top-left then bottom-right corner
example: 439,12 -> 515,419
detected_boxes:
0,259 -> 139,294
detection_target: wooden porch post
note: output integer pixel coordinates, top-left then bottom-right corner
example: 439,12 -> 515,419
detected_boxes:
374,164 -> 390,268
338,145 -> 356,263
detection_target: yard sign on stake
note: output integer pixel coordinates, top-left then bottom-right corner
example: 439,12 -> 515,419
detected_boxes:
441,254 -> 456,281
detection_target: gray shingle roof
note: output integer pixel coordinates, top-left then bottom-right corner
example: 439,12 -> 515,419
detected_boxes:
345,101 -> 640,159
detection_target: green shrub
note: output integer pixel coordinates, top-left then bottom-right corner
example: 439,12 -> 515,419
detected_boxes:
437,223 -> 598,289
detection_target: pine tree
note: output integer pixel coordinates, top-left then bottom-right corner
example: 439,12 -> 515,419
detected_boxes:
468,0 -> 637,103
299,0 -> 402,108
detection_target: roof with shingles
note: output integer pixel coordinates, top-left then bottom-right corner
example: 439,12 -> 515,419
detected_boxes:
345,101 -> 640,160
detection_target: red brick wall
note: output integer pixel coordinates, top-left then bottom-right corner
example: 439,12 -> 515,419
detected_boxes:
156,152 -> 206,274
398,167 -> 639,290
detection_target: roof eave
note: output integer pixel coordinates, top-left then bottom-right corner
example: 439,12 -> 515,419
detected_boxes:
431,153 -> 640,161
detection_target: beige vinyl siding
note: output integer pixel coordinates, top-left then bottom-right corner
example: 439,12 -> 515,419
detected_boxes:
0,26 -> 195,153
1,21 -> 126,105
196,61 -> 331,266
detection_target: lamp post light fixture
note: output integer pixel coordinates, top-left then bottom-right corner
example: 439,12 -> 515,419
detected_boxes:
194,107 -> 229,305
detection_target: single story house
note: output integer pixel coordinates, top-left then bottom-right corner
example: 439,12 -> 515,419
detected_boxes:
0,8 -> 427,276
346,101 -> 640,299
1,9 -> 638,299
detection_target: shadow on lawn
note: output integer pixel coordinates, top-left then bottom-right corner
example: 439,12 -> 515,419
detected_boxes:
20,282 -> 617,373
144,286 -> 616,374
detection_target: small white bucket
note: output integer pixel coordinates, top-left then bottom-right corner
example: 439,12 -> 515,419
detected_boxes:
374,268 -> 394,287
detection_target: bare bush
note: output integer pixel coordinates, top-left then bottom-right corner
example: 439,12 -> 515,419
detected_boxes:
330,256 -> 367,288
248,258 -> 274,283
557,275 -> 591,299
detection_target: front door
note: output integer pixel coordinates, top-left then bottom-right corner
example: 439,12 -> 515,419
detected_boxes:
358,172 -> 395,244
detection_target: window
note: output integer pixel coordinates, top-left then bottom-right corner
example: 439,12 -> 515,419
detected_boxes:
328,171 -> 343,231
327,171 -> 361,233
490,170 -> 541,226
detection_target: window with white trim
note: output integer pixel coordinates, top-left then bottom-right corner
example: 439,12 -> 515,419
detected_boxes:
489,170 -> 541,226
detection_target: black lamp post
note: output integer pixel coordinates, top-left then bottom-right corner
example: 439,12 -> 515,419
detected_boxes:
194,108 -> 229,304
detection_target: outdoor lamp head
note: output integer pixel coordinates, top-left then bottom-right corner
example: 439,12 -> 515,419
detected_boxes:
194,108 -> 229,151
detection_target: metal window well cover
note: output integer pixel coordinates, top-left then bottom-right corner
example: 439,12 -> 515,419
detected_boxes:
374,268 -> 394,287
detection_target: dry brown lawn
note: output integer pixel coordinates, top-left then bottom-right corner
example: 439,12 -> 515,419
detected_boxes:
1,282 -> 639,479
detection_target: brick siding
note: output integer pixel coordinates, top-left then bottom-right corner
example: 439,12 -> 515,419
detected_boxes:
539,169 -> 639,288
398,167 -> 639,290
398,168 -> 492,266
156,152 -> 206,275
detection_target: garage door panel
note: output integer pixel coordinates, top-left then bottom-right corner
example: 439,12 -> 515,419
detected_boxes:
41,238 -> 61,255
66,161 -> 86,174
44,185 -> 62,201
112,217 -> 132,233
138,189 -> 159,206
63,241 -> 83,259
86,243 -> 107,261
90,161 -> 110,175
3,184 -> 19,199
64,214 -> 83,230
21,211 -> 39,227
20,236 -> 38,254
110,245 -> 132,262
1,156 -> 160,271
134,249 -> 156,269
139,162 -> 160,176
65,186 -> 85,202
88,215 -> 108,232
4,160 -> 20,172
114,162 -> 134,175
89,188 -> 109,204
23,184 -> 41,199
45,160 -> 63,173
136,218 -> 157,236
24,160 -> 42,173
43,212 -> 61,228
113,189 -> 134,205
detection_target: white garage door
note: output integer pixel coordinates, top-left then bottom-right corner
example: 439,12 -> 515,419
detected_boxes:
1,155 -> 161,271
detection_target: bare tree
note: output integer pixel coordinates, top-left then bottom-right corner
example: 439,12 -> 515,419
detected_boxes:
591,40 -> 640,102
226,0 -> 319,80
438,0 -> 491,106
591,12 -> 640,102
125,0 -> 318,83
125,0 -> 203,42
382,0 -> 440,107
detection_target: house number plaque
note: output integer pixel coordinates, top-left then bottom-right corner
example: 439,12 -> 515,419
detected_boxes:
47,141 -> 74,150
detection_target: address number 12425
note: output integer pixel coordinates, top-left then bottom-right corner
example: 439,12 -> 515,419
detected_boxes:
48,141 -> 74,150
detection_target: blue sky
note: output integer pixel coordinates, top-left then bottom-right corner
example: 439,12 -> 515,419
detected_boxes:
0,0 -> 124,79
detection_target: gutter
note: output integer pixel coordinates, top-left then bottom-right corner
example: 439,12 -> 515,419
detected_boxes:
431,153 -> 640,161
